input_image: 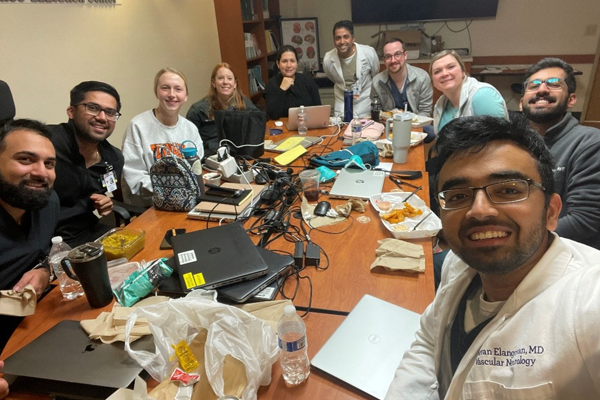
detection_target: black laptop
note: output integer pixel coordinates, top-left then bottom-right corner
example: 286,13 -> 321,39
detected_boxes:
170,222 -> 268,292
217,247 -> 294,303
2,320 -> 153,400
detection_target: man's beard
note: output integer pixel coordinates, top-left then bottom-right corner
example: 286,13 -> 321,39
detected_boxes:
0,172 -> 52,211
522,94 -> 569,125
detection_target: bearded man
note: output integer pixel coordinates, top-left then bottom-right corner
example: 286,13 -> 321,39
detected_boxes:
0,119 -> 59,353
520,57 -> 600,249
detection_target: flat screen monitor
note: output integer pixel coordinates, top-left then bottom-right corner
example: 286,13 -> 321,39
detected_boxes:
351,0 -> 499,24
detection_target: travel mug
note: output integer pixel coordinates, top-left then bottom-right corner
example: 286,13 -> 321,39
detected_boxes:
61,242 -> 113,308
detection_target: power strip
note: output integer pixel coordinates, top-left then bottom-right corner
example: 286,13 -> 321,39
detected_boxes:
204,154 -> 237,178
222,169 -> 254,184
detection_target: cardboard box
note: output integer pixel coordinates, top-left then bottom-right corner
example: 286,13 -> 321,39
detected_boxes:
383,30 -> 422,60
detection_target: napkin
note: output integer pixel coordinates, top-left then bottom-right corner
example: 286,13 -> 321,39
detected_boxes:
80,296 -> 170,343
0,284 -> 37,316
370,238 -> 425,273
300,197 -> 347,228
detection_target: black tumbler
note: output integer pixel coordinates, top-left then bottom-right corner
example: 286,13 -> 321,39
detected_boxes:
61,242 -> 113,308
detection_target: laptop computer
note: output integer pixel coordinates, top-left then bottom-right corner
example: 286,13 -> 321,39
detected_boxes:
286,105 -> 331,131
329,168 -> 386,200
170,222 -> 268,292
217,247 -> 294,303
311,295 -> 422,399
2,320 -> 153,400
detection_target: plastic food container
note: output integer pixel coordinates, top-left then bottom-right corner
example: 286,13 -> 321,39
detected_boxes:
96,228 -> 146,260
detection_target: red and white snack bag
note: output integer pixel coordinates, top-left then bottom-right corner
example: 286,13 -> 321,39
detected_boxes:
170,368 -> 201,386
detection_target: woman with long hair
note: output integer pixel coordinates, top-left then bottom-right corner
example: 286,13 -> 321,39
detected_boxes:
186,62 -> 258,152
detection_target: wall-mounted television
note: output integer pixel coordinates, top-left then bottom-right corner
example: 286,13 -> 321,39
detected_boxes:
351,0 -> 500,24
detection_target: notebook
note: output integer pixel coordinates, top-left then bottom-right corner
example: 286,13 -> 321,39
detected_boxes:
265,135 -> 323,153
170,222 -> 268,292
286,105 -> 331,131
328,168 -> 386,200
217,247 -> 294,303
311,295 -> 422,399
2,320 -> 153,399
192,183 -> 264,215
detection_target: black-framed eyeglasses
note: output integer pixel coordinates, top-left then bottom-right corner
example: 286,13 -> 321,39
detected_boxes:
523,77 -> 564,92
383,51 -> 406,62
437,179 -> 546,211
76,102 -> 121,121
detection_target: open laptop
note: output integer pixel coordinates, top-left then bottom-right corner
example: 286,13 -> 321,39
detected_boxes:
286,105 -> 331,131
329,168 -> 386,200
311,295 -> 422,399
2,320 -> 153,400
170,222 -> 268,292
217,247 -> 294,303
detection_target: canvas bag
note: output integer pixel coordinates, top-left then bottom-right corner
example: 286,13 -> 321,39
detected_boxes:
310,141 -> 380,169
213,110 -> 266,159
150,146 -> 199,212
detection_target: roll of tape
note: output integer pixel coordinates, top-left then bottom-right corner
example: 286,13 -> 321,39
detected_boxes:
203,172 -> 222,186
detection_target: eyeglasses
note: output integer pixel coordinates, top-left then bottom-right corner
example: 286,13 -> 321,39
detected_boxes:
523,77 -> 565,92
383,51 -> 406,62
76,102 -> 121,121
437,179 -> 546,211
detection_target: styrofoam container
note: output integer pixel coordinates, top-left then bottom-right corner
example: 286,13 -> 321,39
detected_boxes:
371,192 -> 442,239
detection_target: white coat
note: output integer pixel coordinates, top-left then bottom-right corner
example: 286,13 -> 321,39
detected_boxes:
385,234 -> 600,400
323,43 -> 379,118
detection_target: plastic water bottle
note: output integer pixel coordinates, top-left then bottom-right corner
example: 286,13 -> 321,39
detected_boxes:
49,236 -> 84,300
351,118 -> 362,145
297,105 -> 308,135
278,305 -> 310,386
182,143 -> 206,196
371,93 -> 382,122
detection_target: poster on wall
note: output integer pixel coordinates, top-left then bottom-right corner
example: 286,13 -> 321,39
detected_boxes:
281,18 -> 320,73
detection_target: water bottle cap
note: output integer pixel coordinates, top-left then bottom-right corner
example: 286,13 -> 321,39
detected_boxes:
181,147 -> 197,158
284,305 -> 297,316
51,236 -> 63,244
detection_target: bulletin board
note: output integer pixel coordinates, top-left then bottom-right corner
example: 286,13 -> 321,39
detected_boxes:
281,18 -> 320,72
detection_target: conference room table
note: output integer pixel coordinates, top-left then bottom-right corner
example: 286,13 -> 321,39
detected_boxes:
1,120 -> 436,400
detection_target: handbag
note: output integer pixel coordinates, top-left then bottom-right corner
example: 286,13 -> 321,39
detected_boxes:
150,146 -> 199,212
213,110 -> 266,159
310,141 -> 380,169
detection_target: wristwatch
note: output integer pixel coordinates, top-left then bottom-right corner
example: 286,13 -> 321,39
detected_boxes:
32,257 -> 54,284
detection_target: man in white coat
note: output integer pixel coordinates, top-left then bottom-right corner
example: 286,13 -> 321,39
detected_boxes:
323,20 -> 379,118
385,115 -> 600,399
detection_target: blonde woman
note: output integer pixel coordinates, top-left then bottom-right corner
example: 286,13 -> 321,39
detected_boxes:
122,67 -> 203,207
430,50 -> 508,133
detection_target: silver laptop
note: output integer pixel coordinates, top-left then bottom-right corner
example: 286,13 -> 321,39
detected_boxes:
329,168 -> 386,200
286,105 -> 331,131
2,320 -> 153,399
311,295 -> 422,399
265,135 -> 323,153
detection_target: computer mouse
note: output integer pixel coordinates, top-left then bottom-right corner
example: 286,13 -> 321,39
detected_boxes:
314,201 -> 331,216
254,170 -> 269,185
274,121 -> 283,127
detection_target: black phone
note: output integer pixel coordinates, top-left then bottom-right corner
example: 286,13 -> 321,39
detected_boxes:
204,184 -> 242,198
160,228 -> 186,250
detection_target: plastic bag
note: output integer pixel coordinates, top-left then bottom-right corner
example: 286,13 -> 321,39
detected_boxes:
124,291 -> 279,400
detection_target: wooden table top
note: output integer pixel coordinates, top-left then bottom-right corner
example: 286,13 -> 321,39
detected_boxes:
1,121 -> 434,400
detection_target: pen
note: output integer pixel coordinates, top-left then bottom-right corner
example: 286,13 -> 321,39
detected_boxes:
172,228 -> 177,237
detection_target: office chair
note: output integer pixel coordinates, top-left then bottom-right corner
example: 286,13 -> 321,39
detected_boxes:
0,80 -> 16,124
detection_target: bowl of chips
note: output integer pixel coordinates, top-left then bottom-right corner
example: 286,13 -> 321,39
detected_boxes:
372,192 -> 442,239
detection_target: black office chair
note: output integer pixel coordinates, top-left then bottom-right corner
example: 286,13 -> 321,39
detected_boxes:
0,80 -> 16,124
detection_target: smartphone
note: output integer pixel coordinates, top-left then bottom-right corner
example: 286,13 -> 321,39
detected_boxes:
160,228 -> 186,250
204,184 -> 242,198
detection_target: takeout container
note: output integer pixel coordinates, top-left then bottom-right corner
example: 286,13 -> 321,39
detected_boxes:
371,192 -> 442,239
374,131 -> 428,152
96,227 -> 146,260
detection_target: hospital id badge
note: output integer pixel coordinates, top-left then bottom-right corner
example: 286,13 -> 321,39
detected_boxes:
102,170 -> 118,192
352,81 -> 360,99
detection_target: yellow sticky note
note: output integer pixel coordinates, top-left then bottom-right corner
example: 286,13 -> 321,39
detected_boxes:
275,136 -> 305,151
274,145 -> 307,166
193,273 -> 205,287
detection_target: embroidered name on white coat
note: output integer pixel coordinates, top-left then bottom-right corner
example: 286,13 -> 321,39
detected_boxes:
475,346 -> 544,368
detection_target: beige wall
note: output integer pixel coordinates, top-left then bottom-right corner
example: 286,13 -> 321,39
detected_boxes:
282,0 -> 600,112
0,0 -> 221,147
